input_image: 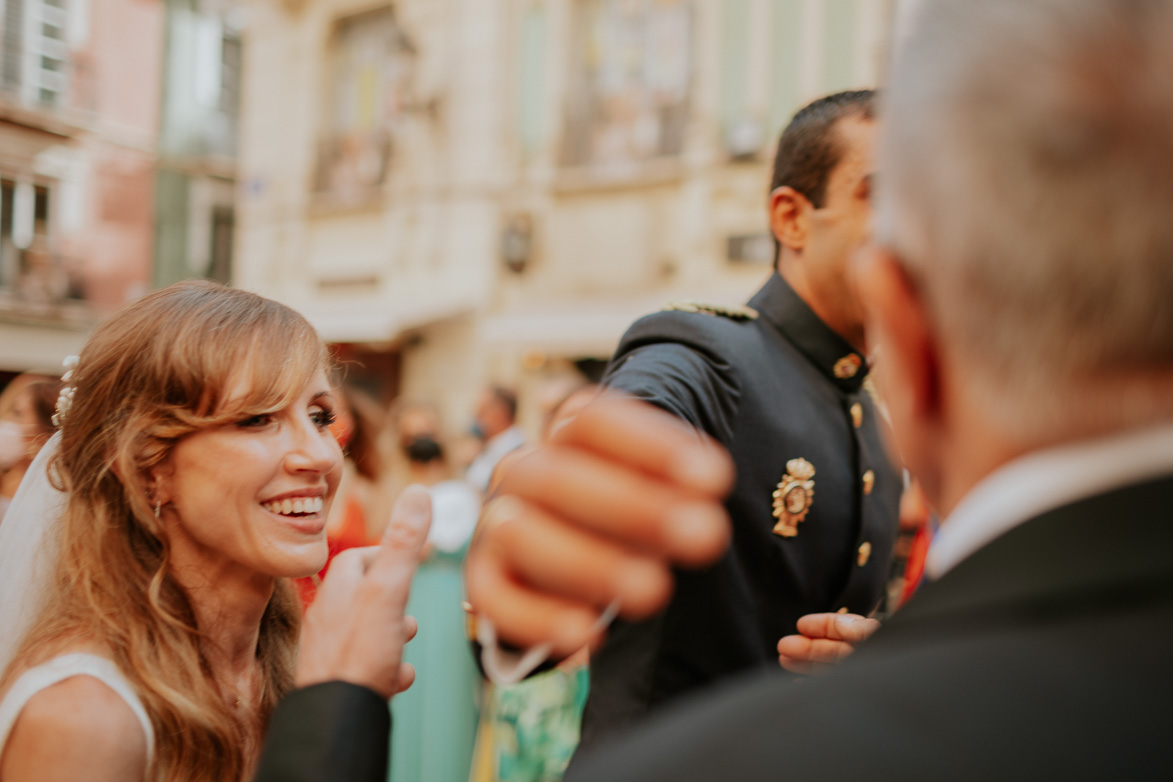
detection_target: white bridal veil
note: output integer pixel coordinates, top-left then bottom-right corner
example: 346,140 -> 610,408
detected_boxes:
0,433 -> 67,674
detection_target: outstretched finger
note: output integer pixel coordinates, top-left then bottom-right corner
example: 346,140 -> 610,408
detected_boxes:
466,546 -> 604,656
486,494 -> 675,619
553,395 -> 735,499
496,447 -> 730,568
794,613 -> 881,644
777,635 -> 857,664
365,485 -> 433,597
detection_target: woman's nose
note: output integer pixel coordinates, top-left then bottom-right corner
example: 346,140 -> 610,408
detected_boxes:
286,421 -> 341,476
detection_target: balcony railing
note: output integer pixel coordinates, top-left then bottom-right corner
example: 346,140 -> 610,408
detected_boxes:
0,243 -> 90,326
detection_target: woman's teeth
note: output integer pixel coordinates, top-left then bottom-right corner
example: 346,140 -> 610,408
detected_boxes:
262,497 -> 324,516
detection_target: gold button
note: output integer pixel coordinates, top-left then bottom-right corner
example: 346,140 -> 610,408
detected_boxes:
862,469 -> 875,495
836,607 -> 849,614
834,354 -> 863,379
850,403 -> 863,428
857,541 -> 872,567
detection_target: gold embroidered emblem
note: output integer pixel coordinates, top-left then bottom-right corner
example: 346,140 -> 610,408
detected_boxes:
661,300 -> 760,321
772,458 -> 816,537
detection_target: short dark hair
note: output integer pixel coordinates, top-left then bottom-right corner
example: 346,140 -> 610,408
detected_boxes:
769,90 -> 876,207
489,385 -> 518,421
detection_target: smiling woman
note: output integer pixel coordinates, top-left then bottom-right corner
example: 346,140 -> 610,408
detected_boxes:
161,372 -> 341,587
0,281 -> 343,782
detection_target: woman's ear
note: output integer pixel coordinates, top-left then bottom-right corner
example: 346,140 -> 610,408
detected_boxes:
146,458 -> 176,507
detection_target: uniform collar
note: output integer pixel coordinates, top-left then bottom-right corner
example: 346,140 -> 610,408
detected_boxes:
748,272 -> 869,393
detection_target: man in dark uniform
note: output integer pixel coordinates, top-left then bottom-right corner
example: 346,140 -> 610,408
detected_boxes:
578,90 -> 902,750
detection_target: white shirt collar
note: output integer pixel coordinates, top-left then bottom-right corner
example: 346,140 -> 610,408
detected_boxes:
926,421 -> 1173,579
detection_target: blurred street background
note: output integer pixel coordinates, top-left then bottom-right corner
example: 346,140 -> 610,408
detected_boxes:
0,0 -> 903,439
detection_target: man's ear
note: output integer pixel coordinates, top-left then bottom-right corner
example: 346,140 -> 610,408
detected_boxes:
854,246 -> 943,488
769,186 -> 810,253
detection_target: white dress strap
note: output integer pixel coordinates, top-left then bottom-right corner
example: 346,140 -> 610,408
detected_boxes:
0,652 -> 155,770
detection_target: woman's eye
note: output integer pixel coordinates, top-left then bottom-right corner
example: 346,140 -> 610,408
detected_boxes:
310,408 -> 337,430
237,414 -> 274,428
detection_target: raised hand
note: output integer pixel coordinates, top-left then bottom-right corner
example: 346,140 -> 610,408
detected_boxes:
295,485 -> 433,699
466,394 -> 734,659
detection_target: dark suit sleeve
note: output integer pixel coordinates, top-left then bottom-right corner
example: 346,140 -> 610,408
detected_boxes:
603,312 -> 743,449
254,682 -> 390,782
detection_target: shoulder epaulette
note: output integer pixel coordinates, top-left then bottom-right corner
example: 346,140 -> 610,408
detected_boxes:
661,300 -> 759,321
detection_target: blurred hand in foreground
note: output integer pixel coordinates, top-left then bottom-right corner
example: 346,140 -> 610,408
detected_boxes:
466,395 -> 735,659
295,485 -> 433,700
776,613 -> 881,676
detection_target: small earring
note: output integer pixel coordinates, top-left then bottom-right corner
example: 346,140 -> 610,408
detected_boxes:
154,500 -> 161,519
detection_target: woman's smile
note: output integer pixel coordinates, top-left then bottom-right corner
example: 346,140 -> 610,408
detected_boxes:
260,491 -> 329,534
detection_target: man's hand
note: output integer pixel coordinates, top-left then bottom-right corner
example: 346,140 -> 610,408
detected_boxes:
465,395 -> 734,659
295,485 -> 432,700
776,613 -> 881,676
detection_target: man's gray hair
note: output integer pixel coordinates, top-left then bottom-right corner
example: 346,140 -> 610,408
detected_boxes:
876,0 -> 1173,441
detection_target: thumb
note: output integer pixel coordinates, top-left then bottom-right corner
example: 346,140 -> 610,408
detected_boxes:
366,485 -> 433,595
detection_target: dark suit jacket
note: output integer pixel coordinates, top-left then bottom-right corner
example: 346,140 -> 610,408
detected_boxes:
584,273 -> 900,750
254,682 -> 389,782
566,474 -> 1173,781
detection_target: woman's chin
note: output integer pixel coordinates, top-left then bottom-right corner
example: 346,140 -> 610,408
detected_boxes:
276,543 -> 330,579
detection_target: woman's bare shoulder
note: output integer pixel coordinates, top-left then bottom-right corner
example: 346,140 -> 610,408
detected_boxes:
1,669 -> 148,781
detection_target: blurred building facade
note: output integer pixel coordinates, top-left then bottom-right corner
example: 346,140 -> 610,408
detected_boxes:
244,0 -> 900,431
0,0 -> 163,373
154,0 -> 243,289
0,0 -> 244,385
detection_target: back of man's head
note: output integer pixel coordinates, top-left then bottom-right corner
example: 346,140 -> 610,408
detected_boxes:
877,0 -> 1173,443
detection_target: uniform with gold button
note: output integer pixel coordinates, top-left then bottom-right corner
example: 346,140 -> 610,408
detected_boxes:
580,273 -> 901,753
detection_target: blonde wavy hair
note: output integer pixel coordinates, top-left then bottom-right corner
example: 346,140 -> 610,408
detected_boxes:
1,281 -> 331,781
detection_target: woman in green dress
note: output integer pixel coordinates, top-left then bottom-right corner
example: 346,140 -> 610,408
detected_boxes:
390,434 -> 481,782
